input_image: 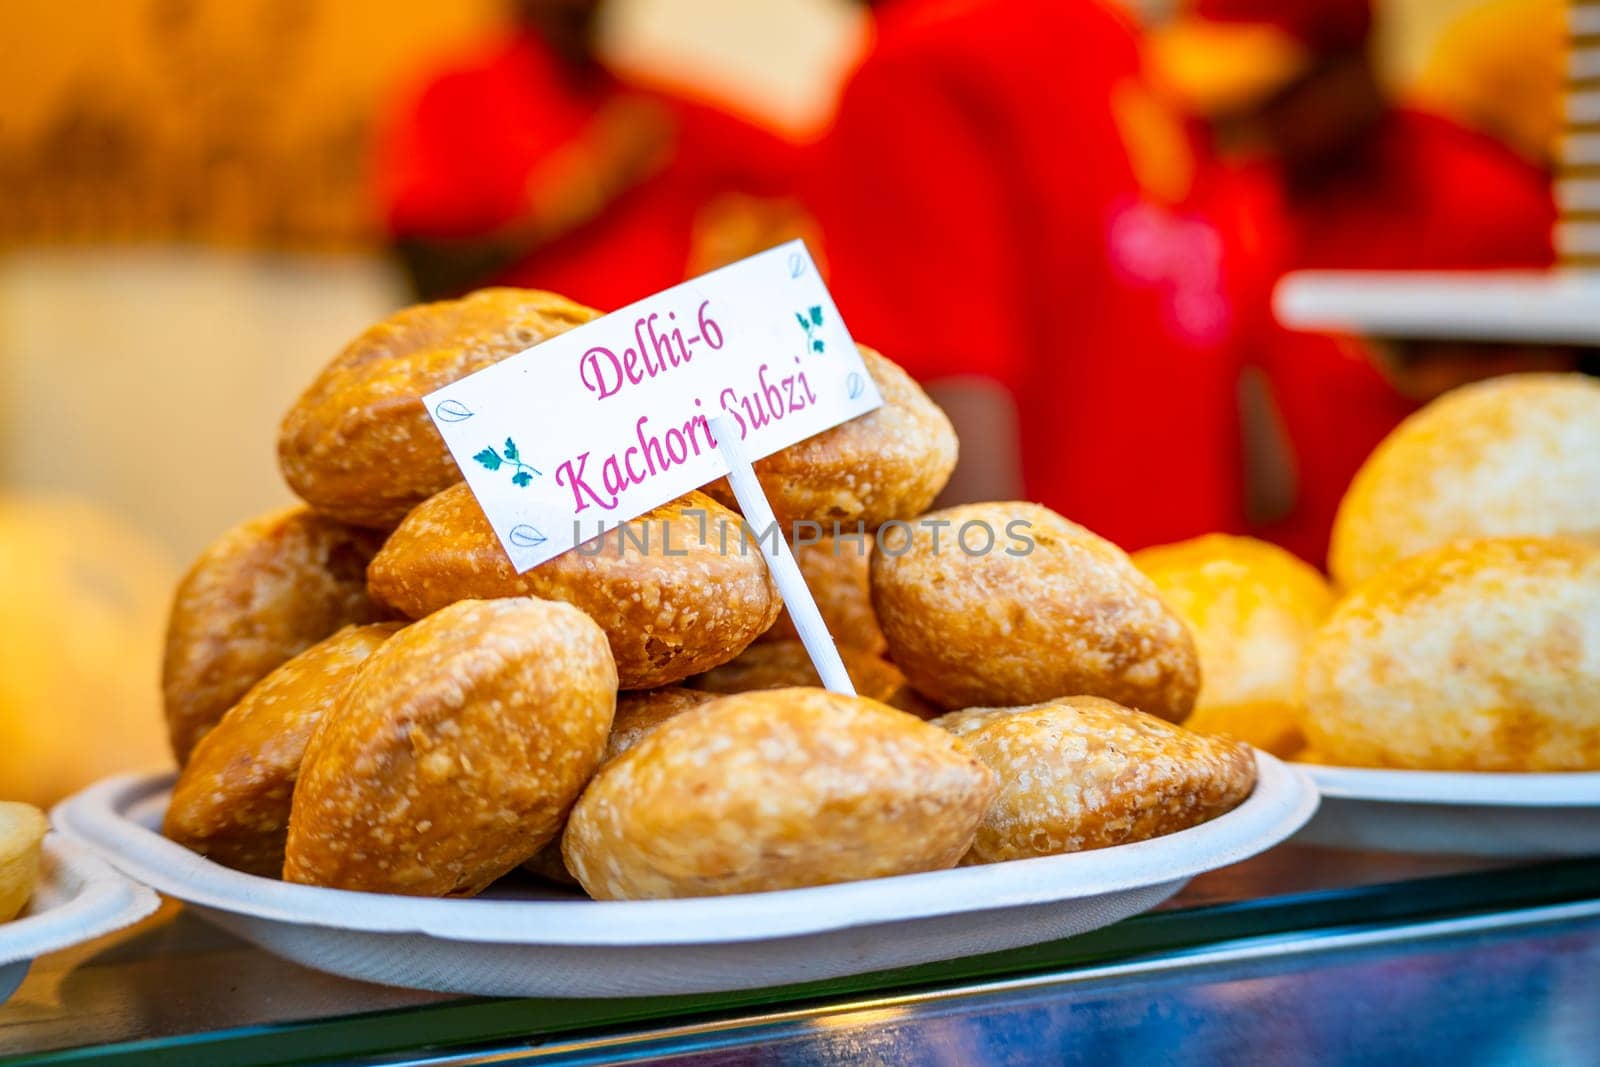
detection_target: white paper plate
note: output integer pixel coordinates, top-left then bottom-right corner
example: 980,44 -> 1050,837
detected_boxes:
54,755 -> 1315,998
0,833 -> 161,1005
1293,764 -> 1600,857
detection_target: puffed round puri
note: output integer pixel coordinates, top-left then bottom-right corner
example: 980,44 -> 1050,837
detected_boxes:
1299,537 -> 1600,771
562,688 -> 997,900
703,346 -> 958,529
934,697 -> 1255,862
871,502 -> 1200,718
283,599 -> 617,896
368,485 -> 780,688
163,506 -> 391,764
163,622 -> 402,878
279,288 -> 599,528
1330,374 -> 1600,588
1134,534 -> 1335,756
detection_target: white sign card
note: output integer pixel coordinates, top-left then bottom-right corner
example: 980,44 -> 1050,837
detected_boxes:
424,240 -> 884,572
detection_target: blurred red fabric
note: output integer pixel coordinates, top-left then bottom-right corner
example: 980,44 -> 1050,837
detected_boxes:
377,31 -> 799,311
807,0 -> 1255,550
1246,109 -> 1556,564
378,8 -> 1556,568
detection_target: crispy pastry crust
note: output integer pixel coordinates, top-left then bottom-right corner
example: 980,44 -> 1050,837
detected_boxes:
704,346 -> 957,529
0,802 -> 48,922
279,288 -> 599,528
164,623 -> 401,876
871,502 -> 1199,718
689,639 -> 935,717
562,688 -> 996,899
756,533 -> 886,654
934,696 -> 1256,862
522,686 -> 718,886
162,506 -> 389,764
284,599 -> 616,896
368,486 -> 779,688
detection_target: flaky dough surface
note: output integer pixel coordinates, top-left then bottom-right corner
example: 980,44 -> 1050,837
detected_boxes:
562,688 -> 996,899
162,506 -> 389,764
164,623 -> 400,877
872,502 -> 1199,717
704,347 -> 957,529
521,686 -> 717,886
284,598 -> 616,896
369,486 -> 779,688
756,533 -> 886,654
690,639 -> 933,716
934,696 -> 1256,862
279,288 -> 599,528
606,687 -> 720,761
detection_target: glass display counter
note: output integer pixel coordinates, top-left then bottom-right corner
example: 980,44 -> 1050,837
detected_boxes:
4,846 -> 1599,1065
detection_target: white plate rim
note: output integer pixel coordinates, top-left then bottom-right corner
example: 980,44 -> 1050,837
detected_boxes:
54,753 -> 1315,949
0,834 -> 161,967
1300,763 -> 1600,807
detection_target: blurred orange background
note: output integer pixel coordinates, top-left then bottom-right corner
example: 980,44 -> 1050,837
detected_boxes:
0,0 -> 1561,805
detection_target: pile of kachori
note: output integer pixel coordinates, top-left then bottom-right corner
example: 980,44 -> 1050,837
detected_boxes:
157,285 -> 1283,901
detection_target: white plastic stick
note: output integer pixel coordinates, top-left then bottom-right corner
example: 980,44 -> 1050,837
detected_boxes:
709,415 -> 856,696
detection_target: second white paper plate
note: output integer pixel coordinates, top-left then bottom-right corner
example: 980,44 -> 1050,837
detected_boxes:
55,754 -> 1315,998
0,834 -> 161,1005
1294,764 -> 1600,857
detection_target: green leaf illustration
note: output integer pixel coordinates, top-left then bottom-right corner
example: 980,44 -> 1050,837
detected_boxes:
503,437 -> 519,462
509,524 -> 546,547
809,305 -> 823,325
511,470 -> 533,488
795,312 -> 809,330
433,398 -> 475,423
473,447 -> 502,471
812,339 -> 825,352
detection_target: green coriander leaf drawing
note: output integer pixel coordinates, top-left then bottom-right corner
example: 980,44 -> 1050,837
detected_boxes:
477,439 -> 541,487
796,306 -> 825,355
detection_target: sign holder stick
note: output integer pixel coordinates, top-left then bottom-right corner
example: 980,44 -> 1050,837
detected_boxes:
709,415 -> 856,696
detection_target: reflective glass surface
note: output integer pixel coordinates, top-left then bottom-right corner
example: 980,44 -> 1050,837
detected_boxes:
3,847 -> 1598,1065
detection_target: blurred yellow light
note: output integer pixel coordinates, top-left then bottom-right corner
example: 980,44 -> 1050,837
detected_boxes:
1148,20 -> 1311,118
